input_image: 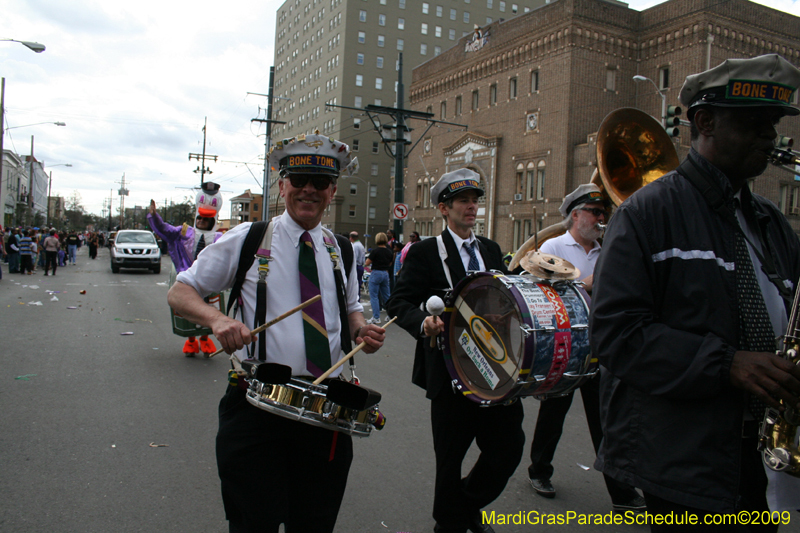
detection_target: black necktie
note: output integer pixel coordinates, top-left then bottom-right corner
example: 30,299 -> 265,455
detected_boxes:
195,234 -> 206,260
733,199 -> 776,419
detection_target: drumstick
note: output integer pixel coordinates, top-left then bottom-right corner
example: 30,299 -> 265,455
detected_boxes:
312,316 -> 398,385
207,295 -> 322,358
426,295 -> 445,348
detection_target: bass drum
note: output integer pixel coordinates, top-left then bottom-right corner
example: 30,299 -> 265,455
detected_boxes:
441,272 -> 596,405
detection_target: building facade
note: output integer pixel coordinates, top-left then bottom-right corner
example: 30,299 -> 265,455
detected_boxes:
271,0 -> 545,241
1,150 -> 28,228
229,189 -> 264,226
404,0 -> 800,252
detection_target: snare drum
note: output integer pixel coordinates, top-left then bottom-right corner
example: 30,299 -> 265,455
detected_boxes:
441,272 -> 596,405
246,377 -> 383,437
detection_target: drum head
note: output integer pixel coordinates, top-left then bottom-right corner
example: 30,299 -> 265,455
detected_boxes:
443,274 -> 526,402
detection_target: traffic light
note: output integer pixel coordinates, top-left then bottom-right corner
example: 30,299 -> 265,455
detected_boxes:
665,105 -> 682,137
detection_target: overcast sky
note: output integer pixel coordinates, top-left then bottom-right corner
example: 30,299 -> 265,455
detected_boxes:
3,0 -> 800,221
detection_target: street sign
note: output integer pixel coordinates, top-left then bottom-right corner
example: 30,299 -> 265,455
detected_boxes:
393,203 -> 409,220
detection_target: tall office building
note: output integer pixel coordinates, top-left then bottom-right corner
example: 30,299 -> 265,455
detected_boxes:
270,0 -> 544,240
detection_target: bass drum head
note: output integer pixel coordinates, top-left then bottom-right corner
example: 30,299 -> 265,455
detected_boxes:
442,273 -> 527,403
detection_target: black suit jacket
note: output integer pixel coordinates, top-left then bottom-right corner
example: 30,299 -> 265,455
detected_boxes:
386,229 -> 508,400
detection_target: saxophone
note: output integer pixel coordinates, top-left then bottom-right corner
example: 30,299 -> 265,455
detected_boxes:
759,280 -> 800,476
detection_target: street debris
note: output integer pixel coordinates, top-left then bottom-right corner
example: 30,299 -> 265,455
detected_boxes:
120,332 -> 134,335
149,443 -> 169,448
15,374 -> 36,381
28,301 -> 43,306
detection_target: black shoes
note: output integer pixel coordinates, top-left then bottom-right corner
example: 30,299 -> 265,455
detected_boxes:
529,477 -> 556,498
613,495 -> 647,514
468,513 -> 496,533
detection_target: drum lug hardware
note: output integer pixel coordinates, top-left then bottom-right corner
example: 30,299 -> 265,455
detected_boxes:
497,276 -> 514,289
520,324 -> 534,338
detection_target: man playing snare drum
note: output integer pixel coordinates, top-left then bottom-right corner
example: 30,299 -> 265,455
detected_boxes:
387,168 -> 524,533
168,132 -> 387,533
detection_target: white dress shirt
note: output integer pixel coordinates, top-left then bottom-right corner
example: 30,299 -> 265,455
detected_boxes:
176,214 -> 363,377
446,227 -> 485,272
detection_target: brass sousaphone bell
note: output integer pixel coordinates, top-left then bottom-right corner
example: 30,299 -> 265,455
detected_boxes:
510,108 -> 680,271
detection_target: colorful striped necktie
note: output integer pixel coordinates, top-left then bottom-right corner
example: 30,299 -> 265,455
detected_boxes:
299,231 -> 330,377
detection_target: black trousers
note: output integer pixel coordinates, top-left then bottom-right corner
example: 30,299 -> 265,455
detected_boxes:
431,387 -> 525,532
528,374 -> 640,504
643,436 -> 776,533
45,251 -> 58,274
216,385 -> 353,533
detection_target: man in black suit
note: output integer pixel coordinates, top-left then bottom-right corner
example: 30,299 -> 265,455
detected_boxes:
387,168 -> 525,533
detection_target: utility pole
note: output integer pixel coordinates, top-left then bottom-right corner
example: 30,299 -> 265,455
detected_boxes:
108,189 -> 113,231
249,68 -> 286,223
327,53 -> 466,239
189,118 -> 218,186
116,174 -> 129,229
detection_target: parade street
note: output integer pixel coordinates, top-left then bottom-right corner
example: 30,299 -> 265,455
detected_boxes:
1,246 -> 651,533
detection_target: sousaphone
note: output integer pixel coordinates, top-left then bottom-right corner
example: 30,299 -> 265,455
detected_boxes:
509,108 -> 679,271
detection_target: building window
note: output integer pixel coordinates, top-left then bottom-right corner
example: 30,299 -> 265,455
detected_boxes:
487,0 -> 493,7
353,118 -> 361,129
659,67 -> 670,89
356,74 -> 363,86
359,10 -> 367,21
372,141 -> 380,153
369,206 -> 376,219
440,101 -> 446,118
537,160 -> 546,200
434,46 -> 441,56
376,77 -> 383,89
357,53 -> 364,65
358,31 -> 366,43
378,35 -> 385,47
422,2 -> 429,13
525,163 -> 535,200
349,205 -> 356,217
436,5 -> 443,17
509,77 -> 517,99
435,26 -> 442,37
377,56 -> 384,68
449,29 -> 456,40
490,83 -> 497,105
471,90 -> 479,111
450,8 -> 457,20
370,184 -> 378,197
398,18 -> 405,30
780,184 -> 789,214
421,23 -> 428,34
397,39 -> 404,50
512,3 -> 518,13
371,163 -> 379,176
463,11 -> 470,23
455,96 -> 462,115
379,14 -> 386,26
499,1 -> 506,11
350,184 -> 358,195
399,0 -> 405,8
353,139 -> 360,151
531,70 -> 539,92
355,96 -> 362,107
421,43 -> 428,55
606,67 -> 616,91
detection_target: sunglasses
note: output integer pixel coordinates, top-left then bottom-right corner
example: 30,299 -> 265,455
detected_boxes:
287,174 -> 335,190
578,207 -> 608,218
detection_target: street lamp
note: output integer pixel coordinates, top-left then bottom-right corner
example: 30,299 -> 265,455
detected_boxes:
633,75 -> 666,127
344,175 -> 371,245
6,121 -> 66,130
0,39 -> 45,53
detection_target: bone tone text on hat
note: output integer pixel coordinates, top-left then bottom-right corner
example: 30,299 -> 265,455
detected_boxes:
430,168 -> 485,205
559,183 -> 606,218
679,54 -> 800,118
268,131 -> 357,178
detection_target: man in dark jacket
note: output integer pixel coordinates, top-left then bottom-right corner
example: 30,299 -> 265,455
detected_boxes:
387,168 -> 524,533
591,54 -> 800,529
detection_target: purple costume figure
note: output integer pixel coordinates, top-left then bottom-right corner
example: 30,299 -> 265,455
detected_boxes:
148,182 -> 224,356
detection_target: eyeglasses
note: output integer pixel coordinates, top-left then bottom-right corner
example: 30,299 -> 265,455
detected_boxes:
287,174 -> 335,190
578,207 -> 608,218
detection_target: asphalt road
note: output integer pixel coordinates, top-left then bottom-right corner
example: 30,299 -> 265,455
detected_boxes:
1,245 -> 658,533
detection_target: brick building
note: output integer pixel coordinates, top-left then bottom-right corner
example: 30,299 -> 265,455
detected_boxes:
404,0 -> 800,253
229,189 -> 264,226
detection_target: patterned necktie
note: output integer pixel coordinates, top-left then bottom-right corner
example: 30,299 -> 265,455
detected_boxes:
195,234 -> 205,260
733,200 -> 776,419
298,231 -> 330,377
464,241 -> 480,271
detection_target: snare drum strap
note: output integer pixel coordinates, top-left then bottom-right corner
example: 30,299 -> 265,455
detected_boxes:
436,235 -> 454,290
